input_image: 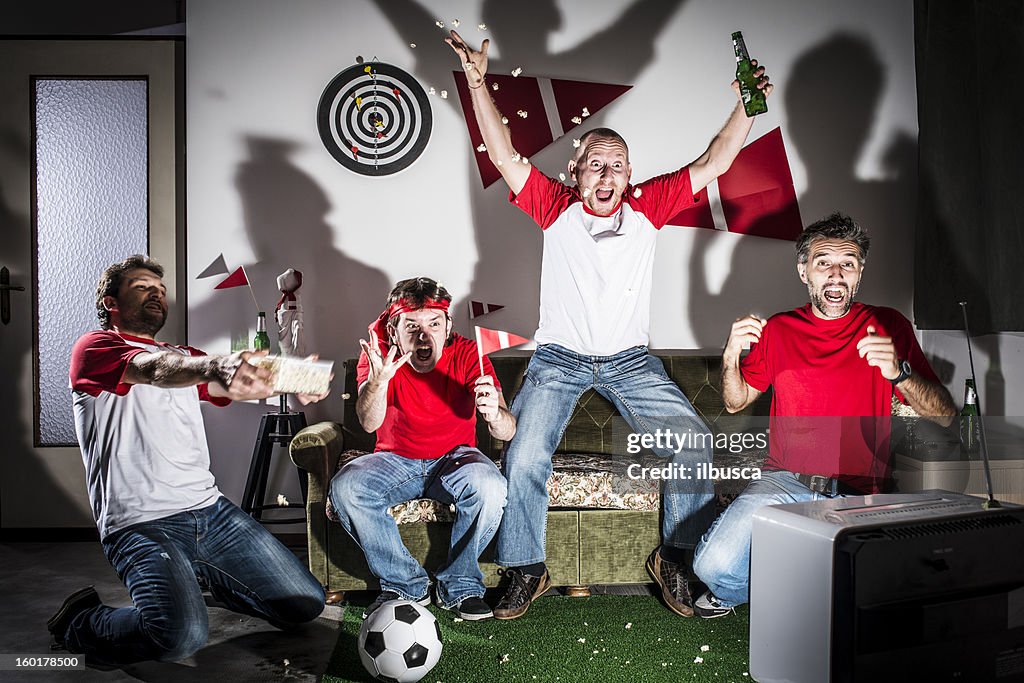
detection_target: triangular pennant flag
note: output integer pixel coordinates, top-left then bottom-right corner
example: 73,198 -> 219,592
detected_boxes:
196,253 -> 229,279
469,301 -> 505,319
214,266 -> 249,289
475,326 -> 531,356
666,127 -> 802,241
453,71 -> 632,189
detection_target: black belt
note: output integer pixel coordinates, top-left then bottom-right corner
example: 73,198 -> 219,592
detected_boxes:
793,473 -> 861,496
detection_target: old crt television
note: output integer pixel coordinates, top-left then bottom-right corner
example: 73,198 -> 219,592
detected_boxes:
749,491 -> 1024,682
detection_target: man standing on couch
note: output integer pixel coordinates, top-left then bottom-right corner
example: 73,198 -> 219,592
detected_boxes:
50,255 -> 327,666
330,277 -> 514,621
691,213 -> 956,618
446,30 -> 773,619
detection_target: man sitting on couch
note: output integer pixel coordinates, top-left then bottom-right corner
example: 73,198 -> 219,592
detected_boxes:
330,277 -> 514,620
692,212 -> 956,618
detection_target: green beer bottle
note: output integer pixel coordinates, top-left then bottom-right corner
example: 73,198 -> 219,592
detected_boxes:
732,31 -> 767,117
253,311 -> 271,351
959,379 -> 980,459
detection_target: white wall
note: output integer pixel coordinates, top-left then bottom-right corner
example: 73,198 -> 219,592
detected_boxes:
186,0 -> 936,505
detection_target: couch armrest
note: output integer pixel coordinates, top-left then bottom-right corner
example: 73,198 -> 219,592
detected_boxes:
289,421 -> 343,493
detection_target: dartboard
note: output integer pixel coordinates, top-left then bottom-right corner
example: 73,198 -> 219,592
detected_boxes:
317,62 -> 432,176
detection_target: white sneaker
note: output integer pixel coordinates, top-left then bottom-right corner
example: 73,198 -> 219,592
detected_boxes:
694,590 -> 735,619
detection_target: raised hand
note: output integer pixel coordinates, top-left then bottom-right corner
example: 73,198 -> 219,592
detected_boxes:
724,315 -> 766,361
856,326 -> 899,380
731,59 -> 773,99
214,350 -> 276,401
446,30 -> 489,89
473,374 -> 500,421
359,329 -> 411,388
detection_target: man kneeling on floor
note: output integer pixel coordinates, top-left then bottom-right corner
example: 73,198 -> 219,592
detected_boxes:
691,213 -> 956,618
50,255 -> 327,666
330,277 -> 513,621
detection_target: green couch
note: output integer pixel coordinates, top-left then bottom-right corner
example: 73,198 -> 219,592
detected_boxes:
289,352 -> 771,602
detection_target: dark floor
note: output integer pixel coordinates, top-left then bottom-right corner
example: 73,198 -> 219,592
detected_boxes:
0,541 -> 343,682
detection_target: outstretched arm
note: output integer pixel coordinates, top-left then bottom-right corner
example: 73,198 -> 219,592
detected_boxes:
446,30 -> 531,195
124,349 -> 275,402
688,60 -> 773,194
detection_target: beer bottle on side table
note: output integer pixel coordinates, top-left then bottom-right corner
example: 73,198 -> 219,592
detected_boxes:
732,31 -> 767,117
960,379 -> 980,459
253,311 -> 271,351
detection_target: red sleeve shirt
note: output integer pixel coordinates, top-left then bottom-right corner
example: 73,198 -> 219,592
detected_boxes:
356,334 -> 501,459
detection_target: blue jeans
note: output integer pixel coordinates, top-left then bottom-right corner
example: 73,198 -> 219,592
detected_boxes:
63,496 -> 325,665
495,344 -> 715,567
693,470 -> 839,607
329,446 -> 506,609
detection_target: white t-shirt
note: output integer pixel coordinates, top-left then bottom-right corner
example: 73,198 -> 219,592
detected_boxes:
510,165 -> 699,356
69,330 -> 229,539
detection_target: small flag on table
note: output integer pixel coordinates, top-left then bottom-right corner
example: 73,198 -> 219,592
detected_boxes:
475,325 -> 531,375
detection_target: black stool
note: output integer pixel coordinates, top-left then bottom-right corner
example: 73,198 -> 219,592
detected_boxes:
241,401 -> 308,524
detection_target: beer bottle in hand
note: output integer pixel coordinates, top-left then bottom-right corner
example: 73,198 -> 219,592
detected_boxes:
732,31 -> 767,117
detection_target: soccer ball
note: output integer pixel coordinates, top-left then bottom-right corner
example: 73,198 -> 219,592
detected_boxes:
358,600 -> 443,683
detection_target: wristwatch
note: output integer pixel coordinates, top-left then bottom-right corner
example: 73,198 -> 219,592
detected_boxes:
891,359 -> 912,385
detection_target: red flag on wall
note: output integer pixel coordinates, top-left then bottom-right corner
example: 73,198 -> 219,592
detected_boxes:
214,266 -> 249,290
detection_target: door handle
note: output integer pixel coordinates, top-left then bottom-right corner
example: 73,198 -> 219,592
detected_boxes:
0,266 -> 26,325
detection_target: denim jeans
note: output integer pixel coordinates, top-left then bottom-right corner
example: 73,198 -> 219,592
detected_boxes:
63,496 -> 325,665
693,470 -> 838,607
495,343 -> 715,567
329,446 -> 506,609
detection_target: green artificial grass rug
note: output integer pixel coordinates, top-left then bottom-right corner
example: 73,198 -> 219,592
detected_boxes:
324,595 -> 752,683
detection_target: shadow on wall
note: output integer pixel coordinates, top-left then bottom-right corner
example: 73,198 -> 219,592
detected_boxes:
687,33 -> 923,354
190,135 -> 390,499
370,0 -> 686,338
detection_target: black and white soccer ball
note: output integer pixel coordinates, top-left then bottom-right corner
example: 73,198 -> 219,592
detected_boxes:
358,599 -> 443,683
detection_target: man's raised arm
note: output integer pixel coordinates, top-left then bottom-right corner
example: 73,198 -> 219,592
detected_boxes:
446,30 -> 531,196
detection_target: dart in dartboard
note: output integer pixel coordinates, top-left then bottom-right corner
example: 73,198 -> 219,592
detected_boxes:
317,61 -> 432,176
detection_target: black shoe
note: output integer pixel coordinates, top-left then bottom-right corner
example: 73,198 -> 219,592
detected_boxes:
445,595 -> 493,621
493,568 -> 551,620
362,590 -> 431,620
694,590 -> 736,619
646,548 -> 695,617
47,586 -> 101,647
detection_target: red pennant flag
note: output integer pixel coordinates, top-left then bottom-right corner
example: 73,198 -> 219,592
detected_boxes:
454,72 -> 632,189
469,301 -> 505,319
214,266 -> 249,289
667,127 -> 802,241
475,326 -> 531,356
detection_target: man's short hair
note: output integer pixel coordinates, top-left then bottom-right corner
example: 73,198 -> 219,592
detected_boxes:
573,127 -> 629,164
385,277 -> 454,343
795,212 -> 870,265
96,255 -> 164,330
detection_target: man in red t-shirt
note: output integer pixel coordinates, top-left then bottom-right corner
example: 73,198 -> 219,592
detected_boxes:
329,277 -> 515,621
691,212 -> 956,618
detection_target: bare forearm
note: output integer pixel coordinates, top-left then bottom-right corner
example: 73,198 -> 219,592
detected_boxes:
470,84 -> 529,193
722,352 -> 759,413
355,381 -> 388,433
127,351 -> 222,388
485,406 -> 516,441
689,101 -> 754,192
898,376 -> 957,427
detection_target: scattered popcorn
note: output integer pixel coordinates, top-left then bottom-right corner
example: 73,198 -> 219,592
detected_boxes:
582,188 -> 592,198
694,656 -> 704,664
573,138 -> 581,148
410,43 -> 416,48
283,659 -> 290,666
440,90 -> 448,99
496,160 -> 503,166
478,23 -> 487,30
511,67 -> 523,77
517,110 -> 528,118
429,87 -> 436,95
453,617 -> 464,623
499,654 -> 510,664
700,645 -> 710,652
625,622 -> 632,629
633,187 -> 643,198
492,82 -> 500,91
435,20 -> 445,28
571,116 -> 582,125
511,152 -> 521,163
340,392 -> 351,400
582,106 -> 591,117
559,173 -> 566,181
476,143 -> 487,152
584,622 -> 589,626
592,650 -> 599,654
501,116 -> 509,125
662,663 -> 669,667
577,638 -> 586,643
452,19 -> 460,27
488,635 -> 494,640
521,157 -> 529,164
277,494 -> 289,506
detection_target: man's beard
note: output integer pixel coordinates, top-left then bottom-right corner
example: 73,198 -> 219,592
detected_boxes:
121,304 -> 166,336
808,282 -> 858,319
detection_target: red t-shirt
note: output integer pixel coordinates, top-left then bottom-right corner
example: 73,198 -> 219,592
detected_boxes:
356,334 -> 500,460
740,303 -> 939,490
